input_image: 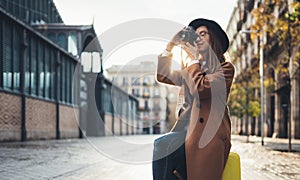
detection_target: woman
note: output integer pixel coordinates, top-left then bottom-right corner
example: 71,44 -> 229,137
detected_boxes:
152,18 -> 235,180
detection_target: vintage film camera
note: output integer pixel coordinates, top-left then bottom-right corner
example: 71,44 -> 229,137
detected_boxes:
178,26 -> 199,45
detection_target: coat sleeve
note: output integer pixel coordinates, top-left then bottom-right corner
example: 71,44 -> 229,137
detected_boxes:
156,55 -> 183,86
186,61 -> 235,99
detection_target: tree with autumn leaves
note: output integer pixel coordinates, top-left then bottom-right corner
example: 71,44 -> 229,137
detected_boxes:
228,69 -> 261,135
228,0 -> 300,137
250,0 -> 300,81
251,0 -> 299,149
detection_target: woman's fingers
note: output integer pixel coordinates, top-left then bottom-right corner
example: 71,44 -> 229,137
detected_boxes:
182,42 -> 200,60
185,42 -> 192,47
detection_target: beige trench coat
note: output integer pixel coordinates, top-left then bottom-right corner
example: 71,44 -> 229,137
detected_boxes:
156,55 -> 235,180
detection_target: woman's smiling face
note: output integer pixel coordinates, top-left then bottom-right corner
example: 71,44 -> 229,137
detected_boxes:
195,26 -> 210,53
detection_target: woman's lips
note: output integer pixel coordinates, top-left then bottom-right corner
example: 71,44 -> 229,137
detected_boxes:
196,42 -> 204,47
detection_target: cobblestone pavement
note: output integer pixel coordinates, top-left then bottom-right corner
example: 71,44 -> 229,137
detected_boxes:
231,135 -> 300,180
0,135 -> 300,180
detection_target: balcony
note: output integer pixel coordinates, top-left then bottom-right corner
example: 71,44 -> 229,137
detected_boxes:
142,93 -> 150,98
245,0 -> 254,12
237,20 -> 243,32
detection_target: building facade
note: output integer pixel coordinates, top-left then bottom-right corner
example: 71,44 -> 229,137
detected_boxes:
226,0 -> 300,139
106,61 -> 171,134
0,0 -> 138,141
0,0 -> 81,141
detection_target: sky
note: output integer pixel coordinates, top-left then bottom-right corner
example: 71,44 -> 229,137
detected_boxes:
53,0 -> 238,71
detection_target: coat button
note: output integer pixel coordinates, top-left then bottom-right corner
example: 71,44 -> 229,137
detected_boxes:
183,102 -> 189,108
199,117 -> 204,123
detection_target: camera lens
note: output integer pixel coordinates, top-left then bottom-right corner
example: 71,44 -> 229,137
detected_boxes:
178,30 -> 189,42
177,27 -> 198,45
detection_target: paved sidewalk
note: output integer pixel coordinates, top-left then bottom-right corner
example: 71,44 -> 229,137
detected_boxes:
231,135 -> 300,180
236,134 -> 300,152
0,134 -> 299,179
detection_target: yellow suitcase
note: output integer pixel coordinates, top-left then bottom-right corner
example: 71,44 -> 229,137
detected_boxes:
222,152 -> 241,180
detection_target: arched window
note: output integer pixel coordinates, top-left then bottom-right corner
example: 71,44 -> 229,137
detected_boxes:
47,32 -> 56,43
68,32 -> 78,56
3,20 -> 12,89
57,32 -> 67,49
30,38 -> 38,95
12,26 -> 21,91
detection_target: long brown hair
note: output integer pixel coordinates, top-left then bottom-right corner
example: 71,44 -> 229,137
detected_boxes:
205,28 -> 226,73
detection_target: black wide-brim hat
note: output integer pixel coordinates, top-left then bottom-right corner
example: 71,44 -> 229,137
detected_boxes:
188,18 -> 229,53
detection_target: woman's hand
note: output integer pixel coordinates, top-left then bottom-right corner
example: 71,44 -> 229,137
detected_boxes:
182,42 -> 202,60
166,27 -> 186,51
